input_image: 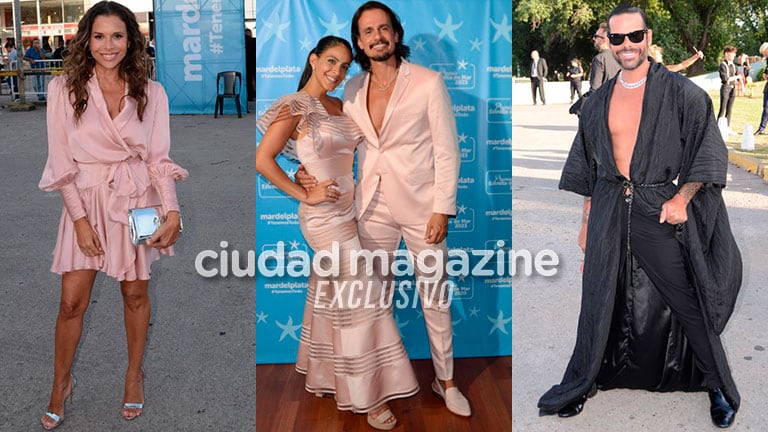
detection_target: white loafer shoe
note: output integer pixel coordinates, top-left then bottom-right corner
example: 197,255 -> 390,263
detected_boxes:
431,378 -> 471,417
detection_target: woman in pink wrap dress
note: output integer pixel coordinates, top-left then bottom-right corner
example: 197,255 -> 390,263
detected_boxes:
256,36 -> 418,430
37,2 -> 187,429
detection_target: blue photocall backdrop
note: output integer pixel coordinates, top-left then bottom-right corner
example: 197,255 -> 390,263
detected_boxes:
256,0 -> 512,364
154,0 -> 246,114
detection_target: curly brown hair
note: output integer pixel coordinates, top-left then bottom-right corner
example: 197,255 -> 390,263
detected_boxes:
63,1 -> 148,124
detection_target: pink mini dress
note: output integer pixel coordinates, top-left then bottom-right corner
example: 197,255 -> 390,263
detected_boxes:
39,76 -> 188,281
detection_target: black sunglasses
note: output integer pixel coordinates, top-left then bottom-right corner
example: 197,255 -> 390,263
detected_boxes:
608,29 -> 647,46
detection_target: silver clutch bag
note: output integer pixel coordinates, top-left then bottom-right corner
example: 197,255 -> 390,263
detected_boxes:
128,207 -> 182,246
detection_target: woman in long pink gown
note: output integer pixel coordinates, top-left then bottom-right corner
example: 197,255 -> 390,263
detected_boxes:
38,2 -> 187,429
256,36 -> 418,430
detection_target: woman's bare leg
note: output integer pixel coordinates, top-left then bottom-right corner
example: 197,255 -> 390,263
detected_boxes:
120,279 -> 150,416
42,270 -> 97,426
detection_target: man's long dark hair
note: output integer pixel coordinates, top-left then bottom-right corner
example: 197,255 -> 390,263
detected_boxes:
351,1 -> 410,71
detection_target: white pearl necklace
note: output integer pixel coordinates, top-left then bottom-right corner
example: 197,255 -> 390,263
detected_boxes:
618,72 -> 647,89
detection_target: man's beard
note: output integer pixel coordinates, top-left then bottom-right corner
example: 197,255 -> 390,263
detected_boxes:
370,51 -> 394,62
368,41 -> 395,62
613,46 -> 647,71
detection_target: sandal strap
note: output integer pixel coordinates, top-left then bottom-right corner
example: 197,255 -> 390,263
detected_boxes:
44,411 -> 62,423
123,403 -> 144,409
369,408 -> 395,422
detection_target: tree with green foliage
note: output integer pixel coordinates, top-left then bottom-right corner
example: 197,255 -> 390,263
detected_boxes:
514,0 -> 768,79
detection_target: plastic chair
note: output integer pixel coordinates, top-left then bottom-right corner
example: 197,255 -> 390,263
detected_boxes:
215,71 -> 242,118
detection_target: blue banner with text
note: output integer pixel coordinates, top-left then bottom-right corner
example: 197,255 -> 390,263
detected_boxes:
154,0 -> 246,114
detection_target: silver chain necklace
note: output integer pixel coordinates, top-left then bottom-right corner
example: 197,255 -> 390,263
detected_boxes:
618,72 -> 647,89
372,69 -> 399,92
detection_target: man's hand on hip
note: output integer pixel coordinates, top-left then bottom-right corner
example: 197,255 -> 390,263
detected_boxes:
425,213 -> 449,244
294,164 -> 318,190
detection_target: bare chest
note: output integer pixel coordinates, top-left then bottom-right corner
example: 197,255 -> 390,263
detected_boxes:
366,84 -> 394,136
608,86 -> 645,178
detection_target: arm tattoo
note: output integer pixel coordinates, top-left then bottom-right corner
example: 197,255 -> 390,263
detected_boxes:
582,197 -> 591,224
676,182 -> 703,203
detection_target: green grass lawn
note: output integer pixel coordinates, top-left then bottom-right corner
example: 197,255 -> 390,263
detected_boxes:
709,86 -> 768,160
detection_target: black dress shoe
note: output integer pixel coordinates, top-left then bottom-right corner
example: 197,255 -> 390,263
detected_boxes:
557,396 -> 586,418
708,388 -> 736,428
755,129 -> 765,135
557,383 -> 597,418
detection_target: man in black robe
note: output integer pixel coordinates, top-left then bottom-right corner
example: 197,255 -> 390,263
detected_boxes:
538,5 -> 741,428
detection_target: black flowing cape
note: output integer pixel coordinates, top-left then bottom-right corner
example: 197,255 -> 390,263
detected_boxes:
538,60 -> 742,413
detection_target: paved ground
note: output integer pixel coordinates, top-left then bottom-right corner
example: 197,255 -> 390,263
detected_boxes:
0,96 -> 255,430
513,103 -> 768,431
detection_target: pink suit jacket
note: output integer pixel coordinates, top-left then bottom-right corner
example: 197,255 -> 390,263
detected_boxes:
343,60 -> 460,225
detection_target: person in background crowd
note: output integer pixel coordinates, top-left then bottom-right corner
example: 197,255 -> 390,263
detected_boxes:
648,44 -> 703,73
23,38 -> 47,101
570,22 -> 620,116
145,39 -> 155,58
718,45 -> 739,128
753,43 -> 768,135
245,28 -> 256,102
737,53 -> 750,77
3,39 -> 19,100
43,37 -> 53,54
63,39 -> 73,59
566,58 -> 583,103
52,38 -> 65,60
588,22 -> 621,93
530,49 -> 547,105
737,53 -> 751,96
52,38 -> 66,68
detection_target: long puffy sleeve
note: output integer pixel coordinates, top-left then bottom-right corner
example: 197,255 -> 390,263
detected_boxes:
39,77 -> 86,221
256,92 -> 323,160
145,81 -> 188,213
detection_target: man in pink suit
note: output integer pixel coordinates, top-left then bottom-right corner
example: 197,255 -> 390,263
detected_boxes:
300,0 -> 469,417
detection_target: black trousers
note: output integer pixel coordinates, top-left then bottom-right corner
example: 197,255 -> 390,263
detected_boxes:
569,78 -> 582,101
530,77 -> 545,105
621,206 -> 722,389
718,84 -> 736,125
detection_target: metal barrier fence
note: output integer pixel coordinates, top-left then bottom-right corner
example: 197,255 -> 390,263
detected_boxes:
0,58 -> 62,101
1,58 -> 156,101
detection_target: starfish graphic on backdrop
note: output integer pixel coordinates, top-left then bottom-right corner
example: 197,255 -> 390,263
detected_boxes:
276,316 -> 301,342
488,310 -> 512,335
434,14 -> 463,43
